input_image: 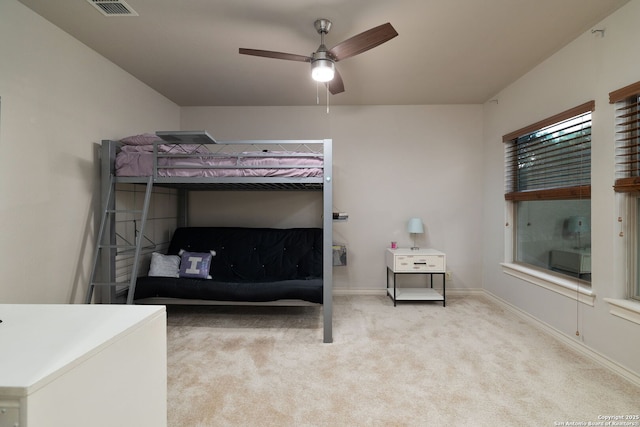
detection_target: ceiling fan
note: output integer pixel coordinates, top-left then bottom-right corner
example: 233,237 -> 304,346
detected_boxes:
239,19 -> 398,95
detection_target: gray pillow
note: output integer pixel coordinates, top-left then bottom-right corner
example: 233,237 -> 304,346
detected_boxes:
148,252 -> 180,278
120,133 -> 162,145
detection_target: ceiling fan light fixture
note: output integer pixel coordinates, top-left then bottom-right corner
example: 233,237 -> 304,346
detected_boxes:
239,19 -> 398,95
311,59 -> 335,82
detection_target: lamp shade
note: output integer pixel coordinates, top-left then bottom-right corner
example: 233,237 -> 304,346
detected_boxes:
407,218 -> 424,234
311,59 -> 335,82
566,216 -> 589,234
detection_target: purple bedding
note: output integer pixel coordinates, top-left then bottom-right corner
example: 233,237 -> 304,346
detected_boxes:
115,144 -> 324,178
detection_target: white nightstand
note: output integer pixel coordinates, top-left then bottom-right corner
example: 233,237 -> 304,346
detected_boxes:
385,248 -> 446,306
550,249 -> 591,278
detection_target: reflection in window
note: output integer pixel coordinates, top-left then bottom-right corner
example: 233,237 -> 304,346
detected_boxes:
516,200 -> 591,282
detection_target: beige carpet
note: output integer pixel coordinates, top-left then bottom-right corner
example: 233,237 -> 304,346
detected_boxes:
166,295 -> 640,426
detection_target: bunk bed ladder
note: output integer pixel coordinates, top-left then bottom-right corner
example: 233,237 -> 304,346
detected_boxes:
85,176 -> 154,304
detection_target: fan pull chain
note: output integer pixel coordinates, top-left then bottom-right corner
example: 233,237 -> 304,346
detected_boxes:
326,84 -> 330,114
316,83 -> 320,105
576,290 -> 580,337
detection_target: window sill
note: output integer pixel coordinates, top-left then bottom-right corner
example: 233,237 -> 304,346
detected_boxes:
603,298 -> 640,325
501,263 -> 595,306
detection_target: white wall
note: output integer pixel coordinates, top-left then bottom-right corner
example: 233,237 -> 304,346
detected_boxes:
482,0 -> 640,377
0,0 -> 180,303
181,105 -> 484,293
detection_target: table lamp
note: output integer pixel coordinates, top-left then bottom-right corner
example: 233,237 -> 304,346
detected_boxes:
566,216 -> 589,249
407,218 -> 424,250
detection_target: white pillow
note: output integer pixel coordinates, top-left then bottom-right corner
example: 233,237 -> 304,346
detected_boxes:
148,252 -> 180,278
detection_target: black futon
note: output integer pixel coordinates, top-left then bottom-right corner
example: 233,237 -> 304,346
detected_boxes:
133,227 -> 324,304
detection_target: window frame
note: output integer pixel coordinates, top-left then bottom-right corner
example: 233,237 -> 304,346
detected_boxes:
610,80 -> 640,302
502,101 -> 595,292
503,101 -> 594,201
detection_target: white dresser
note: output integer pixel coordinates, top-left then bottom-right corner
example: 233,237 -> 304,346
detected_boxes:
0,304 -> 166,427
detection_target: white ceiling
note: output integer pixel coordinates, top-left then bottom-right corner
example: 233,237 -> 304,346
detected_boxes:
18,0 -> 629,106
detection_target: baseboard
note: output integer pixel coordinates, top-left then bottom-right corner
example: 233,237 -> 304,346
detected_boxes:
446,288 -> 485,297
482,290 -> 640,388
333,288 -> 386,296
332,287 -> 484,297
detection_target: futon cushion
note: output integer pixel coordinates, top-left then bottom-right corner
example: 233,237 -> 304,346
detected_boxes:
134,227 -> 324,304
134,276 -> 323,304
167,227 -> 323,282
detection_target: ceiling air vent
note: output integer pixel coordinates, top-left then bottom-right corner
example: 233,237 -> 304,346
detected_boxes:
86,0 -> 139,16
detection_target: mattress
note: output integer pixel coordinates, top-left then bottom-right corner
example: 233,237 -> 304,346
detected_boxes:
115,144 -> 324,178
133,277 -> 323,304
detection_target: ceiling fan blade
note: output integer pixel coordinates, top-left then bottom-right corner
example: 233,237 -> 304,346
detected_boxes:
327,68 -> 345,95
329,23 -> 398,62
239,48 -> 311,63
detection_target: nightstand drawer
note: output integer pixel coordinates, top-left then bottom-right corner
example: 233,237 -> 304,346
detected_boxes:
393,255 -> 445,272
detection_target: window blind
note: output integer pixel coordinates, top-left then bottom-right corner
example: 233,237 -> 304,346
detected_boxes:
611,81 -> 640,193
504,101 -> 594,201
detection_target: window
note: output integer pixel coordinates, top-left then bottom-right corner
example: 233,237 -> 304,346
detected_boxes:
610,80 -> 640,301
504,101 -> 594,283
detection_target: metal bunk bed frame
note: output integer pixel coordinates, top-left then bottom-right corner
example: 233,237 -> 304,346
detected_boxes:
86,136 -> 333,343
